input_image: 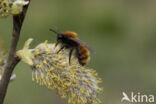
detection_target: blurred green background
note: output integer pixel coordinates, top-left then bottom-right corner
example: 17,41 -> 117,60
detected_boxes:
0,0 -> 156,104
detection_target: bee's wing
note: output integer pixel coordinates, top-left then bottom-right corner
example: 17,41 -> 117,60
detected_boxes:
70,37 -> 95,54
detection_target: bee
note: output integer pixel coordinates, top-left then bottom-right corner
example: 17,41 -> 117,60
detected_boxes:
49,29 -> 94,66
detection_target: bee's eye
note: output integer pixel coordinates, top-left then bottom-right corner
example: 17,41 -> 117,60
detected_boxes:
57,34 -> 63,42
58,34 -> 63,38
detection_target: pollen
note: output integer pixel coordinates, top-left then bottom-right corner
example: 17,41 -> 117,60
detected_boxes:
17,38 -> 103,104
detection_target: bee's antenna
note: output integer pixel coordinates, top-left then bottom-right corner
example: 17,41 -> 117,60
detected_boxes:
49,28 -> 59,34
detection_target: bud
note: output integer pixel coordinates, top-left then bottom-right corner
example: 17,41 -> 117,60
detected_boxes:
17,38 -> 103,104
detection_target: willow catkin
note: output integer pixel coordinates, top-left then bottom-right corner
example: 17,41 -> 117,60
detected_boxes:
0,0 -> 29,17
17,38 -> 103,104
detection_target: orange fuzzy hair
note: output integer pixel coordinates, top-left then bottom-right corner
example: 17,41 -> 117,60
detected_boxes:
63,31 -> 78,38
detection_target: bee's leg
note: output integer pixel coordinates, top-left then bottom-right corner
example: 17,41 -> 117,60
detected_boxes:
57,45 -> 65,54
54,41 -> 59,49
69,48 -> 74,65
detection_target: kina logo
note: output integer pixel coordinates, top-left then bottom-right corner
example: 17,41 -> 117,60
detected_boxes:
121,92 -> 154,103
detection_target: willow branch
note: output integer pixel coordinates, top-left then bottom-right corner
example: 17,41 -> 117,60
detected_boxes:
0,1 -> 30,103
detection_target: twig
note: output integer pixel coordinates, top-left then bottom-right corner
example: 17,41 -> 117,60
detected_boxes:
0,1 -> 30,103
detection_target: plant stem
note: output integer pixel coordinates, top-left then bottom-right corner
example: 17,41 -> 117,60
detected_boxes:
0,1 -> 30,103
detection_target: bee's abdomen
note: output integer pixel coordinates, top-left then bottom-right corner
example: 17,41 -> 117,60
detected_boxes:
77,45 -> 90,66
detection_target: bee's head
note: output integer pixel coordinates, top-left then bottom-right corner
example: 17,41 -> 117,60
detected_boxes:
57,34 -> 64,42
49,28 -> 63,41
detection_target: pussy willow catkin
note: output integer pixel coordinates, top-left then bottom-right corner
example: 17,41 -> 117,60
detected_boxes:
0,0 -> 29,17
17,38 -> 103,104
